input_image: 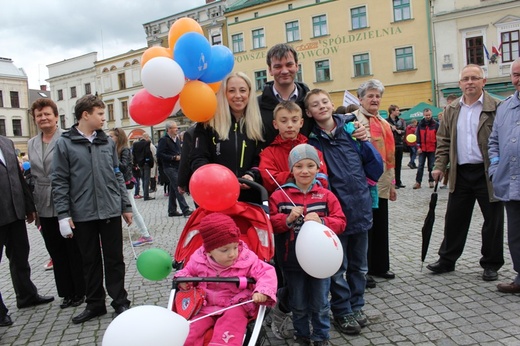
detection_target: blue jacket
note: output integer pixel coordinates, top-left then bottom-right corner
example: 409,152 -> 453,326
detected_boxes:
488,91 -> 520,201
308,114 -> 380,235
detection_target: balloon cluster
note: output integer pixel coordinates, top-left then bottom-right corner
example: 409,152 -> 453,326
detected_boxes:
130,18 -> 235,126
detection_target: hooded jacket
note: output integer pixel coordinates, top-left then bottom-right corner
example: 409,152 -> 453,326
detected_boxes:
51,126 -> 132,222
416,118 -> 439,153
258,81 -> 313,147
259,133 -> 328,194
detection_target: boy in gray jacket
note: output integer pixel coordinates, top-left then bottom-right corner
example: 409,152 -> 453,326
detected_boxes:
51,94 -> 133,324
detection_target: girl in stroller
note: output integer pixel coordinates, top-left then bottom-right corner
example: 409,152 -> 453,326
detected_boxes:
174,213 -> 277,345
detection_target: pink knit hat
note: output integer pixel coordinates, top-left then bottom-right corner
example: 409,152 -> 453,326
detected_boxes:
199,213 -> 240,252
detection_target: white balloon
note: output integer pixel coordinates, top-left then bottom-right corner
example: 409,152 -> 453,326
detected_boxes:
295,221 -> 343,279
141,57 -> 185,98
102,305 -> 189,346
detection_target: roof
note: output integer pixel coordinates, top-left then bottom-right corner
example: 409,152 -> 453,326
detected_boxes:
226,0 -> 271,12
0,57 -> 27,79
29,89 -> 51,104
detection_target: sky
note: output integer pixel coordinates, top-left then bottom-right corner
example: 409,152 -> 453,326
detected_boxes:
0,0 -> 206,89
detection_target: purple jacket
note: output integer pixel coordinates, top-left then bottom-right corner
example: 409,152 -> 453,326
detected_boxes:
174,241 -> 277,317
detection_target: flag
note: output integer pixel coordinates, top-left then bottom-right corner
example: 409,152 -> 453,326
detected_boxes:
483,44 -> 490,60
492,44 -> 502,56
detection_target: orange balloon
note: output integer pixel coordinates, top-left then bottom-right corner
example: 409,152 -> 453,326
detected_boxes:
141,47 -> 173,68
207,81 -> 222,93
168,18 -> 204,50
180,81 -> 217,122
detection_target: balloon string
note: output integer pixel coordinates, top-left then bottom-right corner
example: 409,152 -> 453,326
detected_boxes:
188,300 -> 254,324
264,169 -> 296,207
126,225 -> 138,260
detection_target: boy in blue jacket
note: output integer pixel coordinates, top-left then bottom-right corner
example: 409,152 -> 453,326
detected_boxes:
305,89 -> 383,335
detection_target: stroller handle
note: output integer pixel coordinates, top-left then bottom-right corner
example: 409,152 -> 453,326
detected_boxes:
238,178 -> 268,203
172,277 -> 256,289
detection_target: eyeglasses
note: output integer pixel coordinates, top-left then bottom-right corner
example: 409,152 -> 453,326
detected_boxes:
460,76 -> 484,82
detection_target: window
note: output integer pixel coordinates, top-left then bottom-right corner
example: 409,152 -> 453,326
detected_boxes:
232,33 -> 244,53
211,34 -> 222,45
70,86 -> 77,98
396,46 -> 414,70
57,89 -> 63,101
0,90 -> 3,107
312,15 -> 328,37
286,21 -> 300,42
60,114 -> 66,129
252,29 -> 265,49
85,83 -> 92,95
121,101 -> 128,120
254,70 -> 267,91
0,119 -> 5,136
118,73 -> 126,90
315,60 -> 330,82
296,64 -> 303,82
354,53 -> 370,76
466,37 -> 484,65
10,91 -> 19,108
351,6 -> 367,30
501,30 -> 519,62
12,119 -> 22,136
288,4 -> 293,10
107,103 -> 114,122
393,0 -> 411,22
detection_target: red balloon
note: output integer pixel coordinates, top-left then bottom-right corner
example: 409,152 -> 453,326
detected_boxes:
129,89 -> 179,126
189,164 -> 240,212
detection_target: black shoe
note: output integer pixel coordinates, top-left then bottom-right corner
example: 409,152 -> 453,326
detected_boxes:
72,308 -> 107,324
366,275 -> 376,289
426,260 -> 455,274
60,297 -> 73,309
398,184 -> 406,188
370,271 -> 395,279
483,268 -> 498,281
0,314 -> 13,327
168,211 -> 183,217
17,294 -> 54,309
71,295 -> 85,307
144,197 -> 155,201
183,209 -> 193,217
113,305 -> 130,318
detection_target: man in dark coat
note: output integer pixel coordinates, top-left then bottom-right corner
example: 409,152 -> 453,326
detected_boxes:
132,133 -> 154,200
0,135 -> 54,326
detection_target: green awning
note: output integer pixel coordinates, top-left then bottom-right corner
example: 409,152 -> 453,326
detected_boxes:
399,102 -> 443,123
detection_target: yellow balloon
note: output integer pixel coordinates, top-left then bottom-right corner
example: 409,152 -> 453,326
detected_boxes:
406,134 -> 417,143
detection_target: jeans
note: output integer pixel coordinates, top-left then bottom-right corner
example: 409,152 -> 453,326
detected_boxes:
330,231 -> 368,317
505,201 -> 520,285
163,166 -> 189,214
408,146 -> 417,165
134,176 -> 140,196
395,146 -> 404,186
416,151 -> 435,183
284,270 -> 331,342
140,164 -> 151,199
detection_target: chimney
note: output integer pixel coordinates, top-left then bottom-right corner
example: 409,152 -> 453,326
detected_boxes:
40,85 -> 47,91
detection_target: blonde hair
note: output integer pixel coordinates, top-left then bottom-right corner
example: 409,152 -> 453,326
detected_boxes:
207,72 -> 264,142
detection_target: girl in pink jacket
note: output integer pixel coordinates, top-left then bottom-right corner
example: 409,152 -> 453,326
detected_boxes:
175,213 -> 277,346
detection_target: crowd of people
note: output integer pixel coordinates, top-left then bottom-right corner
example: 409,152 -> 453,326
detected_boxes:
1,44 -> 519,346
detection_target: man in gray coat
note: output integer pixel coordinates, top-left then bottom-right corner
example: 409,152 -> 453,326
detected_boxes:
0,135 -> 54,326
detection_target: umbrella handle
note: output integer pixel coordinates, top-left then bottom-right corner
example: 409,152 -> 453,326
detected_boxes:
434,181 -> 439,192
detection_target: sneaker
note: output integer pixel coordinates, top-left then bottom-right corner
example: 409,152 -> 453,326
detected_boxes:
44,258 -> 53,270
293,336 -> 311,346
270,304 -> 293,339
413,182 -> 421,189
429,181 -> 434,188
183,209 -> 193,217
353,310 -> 369,327
439,184 -> 448,189
164,193 -> 169,197
132,236 -> 154,247
334,314 -> 361,335
134,195 -> 143,199
313,341 -> 329,346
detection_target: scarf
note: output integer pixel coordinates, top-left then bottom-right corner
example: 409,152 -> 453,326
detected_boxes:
359,106 -> 395,170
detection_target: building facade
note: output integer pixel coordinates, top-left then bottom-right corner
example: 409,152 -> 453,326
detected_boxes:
226,0 -> 435,113
0,57 -> 30,152
432,0 -> 520,105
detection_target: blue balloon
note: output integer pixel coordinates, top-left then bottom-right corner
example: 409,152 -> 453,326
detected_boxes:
173,32 -> 212,80
22,161 -> 31,170
199,45 -> 235,83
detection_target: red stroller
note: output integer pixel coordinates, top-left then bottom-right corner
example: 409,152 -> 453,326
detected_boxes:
168,179 -> 275,346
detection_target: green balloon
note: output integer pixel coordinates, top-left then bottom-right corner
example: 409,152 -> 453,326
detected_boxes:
136,248 -> 173,281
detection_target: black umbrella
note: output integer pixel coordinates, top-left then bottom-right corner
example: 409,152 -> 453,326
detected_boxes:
421,181 -> 439,269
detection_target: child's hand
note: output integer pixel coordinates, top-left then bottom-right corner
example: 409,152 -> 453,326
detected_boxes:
287,206 -> 304,224
304,212 -> 321,224
352,122 -> 368,141
178,282 -> 190,290
252,293 -> 267,304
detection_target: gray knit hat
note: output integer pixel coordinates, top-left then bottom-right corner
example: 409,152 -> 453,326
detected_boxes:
288,144 -> 321,171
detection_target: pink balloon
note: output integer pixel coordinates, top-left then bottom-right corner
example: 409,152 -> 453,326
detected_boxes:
129,89 -> 178,126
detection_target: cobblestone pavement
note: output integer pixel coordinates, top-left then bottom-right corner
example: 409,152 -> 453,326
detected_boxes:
1,167 -> 520,345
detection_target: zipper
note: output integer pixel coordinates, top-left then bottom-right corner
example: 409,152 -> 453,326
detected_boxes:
240,140 -> 246,168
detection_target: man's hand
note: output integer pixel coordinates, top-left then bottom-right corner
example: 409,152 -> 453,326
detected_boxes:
59,217 -> 75,238
178,186 -> 186,195
389,186 -> 397,201
432,169 -> 443,182
26,212 -> 36,224
122,212 -> 133,226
